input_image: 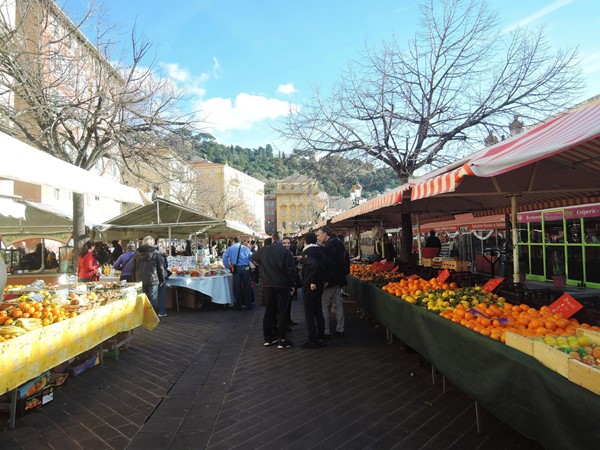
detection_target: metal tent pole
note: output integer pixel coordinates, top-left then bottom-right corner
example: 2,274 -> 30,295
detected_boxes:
511,196 -> 520,283
416,215 -> 423,265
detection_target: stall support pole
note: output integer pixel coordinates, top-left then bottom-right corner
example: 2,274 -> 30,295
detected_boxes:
168,227 -> 172,256
416,215 -> 423,265
511,196 -> 520,283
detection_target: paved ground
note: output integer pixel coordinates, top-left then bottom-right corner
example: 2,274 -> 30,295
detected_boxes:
0,298 -> 544,449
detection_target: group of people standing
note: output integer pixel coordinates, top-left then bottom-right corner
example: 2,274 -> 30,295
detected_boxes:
223,226 -> 349,350
77,236 -> 169,318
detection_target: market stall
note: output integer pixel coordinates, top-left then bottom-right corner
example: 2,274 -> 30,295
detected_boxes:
346,275 -> 600,450
167,274 -> 233,306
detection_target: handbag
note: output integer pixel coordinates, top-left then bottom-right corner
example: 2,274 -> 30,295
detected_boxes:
229,244 -> 242,274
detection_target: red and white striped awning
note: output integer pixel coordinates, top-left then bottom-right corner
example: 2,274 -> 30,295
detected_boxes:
331,184 -> 409,223
410,100 -> 600,205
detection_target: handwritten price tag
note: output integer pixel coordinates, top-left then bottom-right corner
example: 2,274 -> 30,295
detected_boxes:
547,293 -> 583,319
437,269 -> 451,284
482,277 -> 505,293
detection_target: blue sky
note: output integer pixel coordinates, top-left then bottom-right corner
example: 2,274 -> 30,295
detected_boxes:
66,0 -> 600,151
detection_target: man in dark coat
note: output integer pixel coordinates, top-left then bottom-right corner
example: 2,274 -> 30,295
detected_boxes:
131,236 -> 165,313
252,231 -> 297,349
317,226 -> 347,337
301,231 -> 330,348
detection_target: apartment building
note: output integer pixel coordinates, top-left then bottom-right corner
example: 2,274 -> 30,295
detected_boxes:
188,160 -> 265,233
275,174 -> 328,236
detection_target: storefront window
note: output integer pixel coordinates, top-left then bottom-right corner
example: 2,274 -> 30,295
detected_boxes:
530,222 -> 543,243
518,223 -> 529,243
566,219 -> 581,243
519,245 -> 530,274
530,245 -> 544,276
585,247 -> 600,284
543,211 -> 565,243
546,247 -> 565,279
567,247 -> 583,280
583,217 -> 600,244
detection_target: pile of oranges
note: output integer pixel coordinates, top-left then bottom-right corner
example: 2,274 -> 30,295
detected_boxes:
382,276 -> 458,303
439,302 -> 600,343
350,263 -> 404,283
0,299 -> 77,327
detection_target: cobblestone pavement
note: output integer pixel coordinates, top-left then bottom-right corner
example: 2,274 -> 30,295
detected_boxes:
0,300 -> 543,449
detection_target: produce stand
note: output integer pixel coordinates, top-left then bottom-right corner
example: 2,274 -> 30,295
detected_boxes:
0,294 -> 158,428
166,274 -> 233,308
347,275 -> 600,450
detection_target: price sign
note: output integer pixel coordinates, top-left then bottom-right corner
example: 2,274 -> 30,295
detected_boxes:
482,277 -> 505,293
437,269 -> 451,283
547,293 -> 583,319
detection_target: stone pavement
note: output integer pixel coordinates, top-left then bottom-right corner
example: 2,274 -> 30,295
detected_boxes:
0,299 -> 544,449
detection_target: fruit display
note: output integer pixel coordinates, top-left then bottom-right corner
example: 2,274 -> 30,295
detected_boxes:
534,334 -> 600,367
350,263 -> 405,285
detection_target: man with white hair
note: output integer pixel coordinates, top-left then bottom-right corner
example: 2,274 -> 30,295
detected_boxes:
131,236 -> 166,313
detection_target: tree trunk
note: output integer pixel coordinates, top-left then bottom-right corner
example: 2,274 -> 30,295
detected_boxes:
400,213 -> 412,265
72,192 -> 87,273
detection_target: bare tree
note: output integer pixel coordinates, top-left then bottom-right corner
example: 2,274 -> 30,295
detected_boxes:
278,0 -> 582,262
0,0 -> 196,255
192,182 -> 259,229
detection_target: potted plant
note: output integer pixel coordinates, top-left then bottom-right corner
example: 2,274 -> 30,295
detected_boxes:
551,252 -> 566,288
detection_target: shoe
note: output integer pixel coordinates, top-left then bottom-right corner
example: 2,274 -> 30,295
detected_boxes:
264,338 -> 278,347
316,339 -> 326,348
277,339 -> 293,349
158,314 -> 167,318
335,331 -> 345,337
288,320 -> 298,326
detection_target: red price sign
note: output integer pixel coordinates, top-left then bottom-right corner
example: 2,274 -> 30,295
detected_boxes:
482,277 -> 505,293
437,269 -> 451,284
547,293 -> 583,319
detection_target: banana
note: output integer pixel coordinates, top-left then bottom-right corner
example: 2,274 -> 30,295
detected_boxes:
0,325 -> 28,335
14,318 -> 43,331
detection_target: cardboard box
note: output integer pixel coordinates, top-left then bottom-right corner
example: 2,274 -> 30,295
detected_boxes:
16,371 -> 51,398
68,351 -> 100,377
16,386 -> 54,417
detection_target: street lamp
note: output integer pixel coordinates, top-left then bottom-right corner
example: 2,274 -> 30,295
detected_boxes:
350,182 -> 362,207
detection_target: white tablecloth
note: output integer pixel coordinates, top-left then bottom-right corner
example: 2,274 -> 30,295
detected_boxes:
166,274 -> 233,305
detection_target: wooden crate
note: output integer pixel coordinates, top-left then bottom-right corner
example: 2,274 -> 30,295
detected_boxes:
505,332 -> 535,357
422,258 -> 433,267
568,359 -> 600,395
532,340 -> 570,378
576,328 -> 600,344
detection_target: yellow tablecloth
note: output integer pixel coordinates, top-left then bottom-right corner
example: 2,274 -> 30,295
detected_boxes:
0,294 -> 159,394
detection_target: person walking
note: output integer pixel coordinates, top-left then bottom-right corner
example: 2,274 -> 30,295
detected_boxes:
317,226 -> 347,338
157,249 -> 171,318
112,242 -> 136,282
131,236 -> 165,313
77,241 -> 99,282
252,231 -> 298,349
222,236 -> 254,310
300,231 -> 329,348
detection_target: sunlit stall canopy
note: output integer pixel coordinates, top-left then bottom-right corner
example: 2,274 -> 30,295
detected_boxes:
0,131 -> 150,205
94,198 -> 257,241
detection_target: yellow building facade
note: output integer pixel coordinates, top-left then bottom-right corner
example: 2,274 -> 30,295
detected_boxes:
275,175 -> 328,236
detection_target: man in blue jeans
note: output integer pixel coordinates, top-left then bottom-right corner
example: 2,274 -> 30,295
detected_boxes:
222,236 -> 254,310
131,236 -> 165,314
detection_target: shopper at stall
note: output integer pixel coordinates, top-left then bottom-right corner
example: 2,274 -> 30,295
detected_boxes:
111,240 -> 123,263
77,241 -> 99,282
300,231 -> 330,348
317,226 -> 347,338
253,231 -> 297,349
425,229 -> 442,249
222,236 -> 254,310
113,242 -> 136,282
282,237 -> 300,326
131,236 -> 165,313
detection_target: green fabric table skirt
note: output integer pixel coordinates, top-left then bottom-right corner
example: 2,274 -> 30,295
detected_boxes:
347,275 -> 599,450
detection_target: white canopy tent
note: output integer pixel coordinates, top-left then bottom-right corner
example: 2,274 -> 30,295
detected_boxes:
0,130 -> 149,205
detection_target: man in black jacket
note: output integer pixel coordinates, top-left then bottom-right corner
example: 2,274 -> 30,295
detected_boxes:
301,231 -> 329,348
131,236 -> 165,313
317,226 -> 347,337
252,231 -> 297,349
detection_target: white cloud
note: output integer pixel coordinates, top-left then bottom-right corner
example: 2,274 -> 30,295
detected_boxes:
162,62 -> 212,97
502,0 -> 575,34
195,93 -> 297,131
277,83 -> 297,95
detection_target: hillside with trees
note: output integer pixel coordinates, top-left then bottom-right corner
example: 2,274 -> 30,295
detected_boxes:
187,132 -> 398,197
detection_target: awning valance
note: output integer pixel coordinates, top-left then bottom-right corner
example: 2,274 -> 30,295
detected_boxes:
332,184 -> 409,224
